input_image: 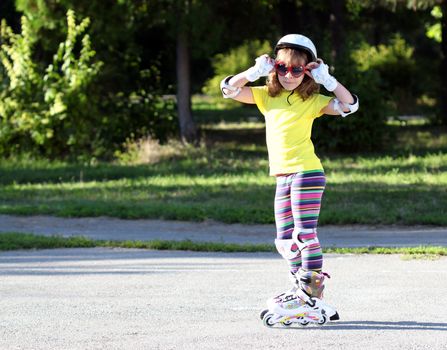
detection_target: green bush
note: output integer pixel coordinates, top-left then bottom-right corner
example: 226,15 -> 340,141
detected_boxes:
0,10 -> 177,160
203,37 -> 390,152
352,34 -> 419,116
313,37 -> 420,153
0,11 -> 102,157
313,61 -> 388,153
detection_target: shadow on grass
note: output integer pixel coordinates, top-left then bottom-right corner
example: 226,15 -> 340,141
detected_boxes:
0,160 -> 265,185
2,149 -> 446,187
1,179 -> 446,225
1,123 -> 447,185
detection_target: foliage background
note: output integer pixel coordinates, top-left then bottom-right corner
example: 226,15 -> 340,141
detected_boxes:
0,0 -> 445,159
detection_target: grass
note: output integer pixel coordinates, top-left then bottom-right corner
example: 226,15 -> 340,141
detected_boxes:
0,99 -> 446,226
0,232 -> 96,251
1,233 -> 446,258
0,232 -> 273,252
1,145 -> 446,225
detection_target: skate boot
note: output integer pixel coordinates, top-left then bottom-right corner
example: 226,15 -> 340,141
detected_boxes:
260,269 -> 339,328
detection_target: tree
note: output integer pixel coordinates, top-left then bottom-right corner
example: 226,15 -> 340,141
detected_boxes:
350,0 -> 443,122
439,0 -> 447,124
175,0 -> 198,144
153,0 -> 276,144
329,0 -> 346,64
427,2 -> 447,124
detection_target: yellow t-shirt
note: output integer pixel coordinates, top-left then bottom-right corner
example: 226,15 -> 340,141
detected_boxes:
251,86 -> 332,176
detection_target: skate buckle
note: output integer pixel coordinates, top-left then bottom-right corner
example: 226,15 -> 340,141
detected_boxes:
305,297 -> 316,307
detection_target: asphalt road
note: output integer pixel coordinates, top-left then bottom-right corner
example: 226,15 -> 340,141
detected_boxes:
1,248 -> 446,350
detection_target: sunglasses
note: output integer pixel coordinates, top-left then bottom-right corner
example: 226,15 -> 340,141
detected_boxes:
274,61 -> 307,78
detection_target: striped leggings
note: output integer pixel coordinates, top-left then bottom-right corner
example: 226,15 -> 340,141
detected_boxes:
274,170 -> 326,273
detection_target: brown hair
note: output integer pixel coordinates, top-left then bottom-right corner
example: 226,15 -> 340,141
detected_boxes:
266,48 -> 319,101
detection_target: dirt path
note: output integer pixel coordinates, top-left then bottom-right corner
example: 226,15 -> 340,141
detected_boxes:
1,214 -> 447,247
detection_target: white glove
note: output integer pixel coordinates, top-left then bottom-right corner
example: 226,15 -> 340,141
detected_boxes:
245,55 -> 274,82
310,61 -> 338,91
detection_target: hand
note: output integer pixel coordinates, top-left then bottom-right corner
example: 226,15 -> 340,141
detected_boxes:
245,54 -> 275,82
306,59 -> 338,91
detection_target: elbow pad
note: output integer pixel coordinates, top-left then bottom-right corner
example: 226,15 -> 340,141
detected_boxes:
220,75 -> 241,99
334,94 -> 359,117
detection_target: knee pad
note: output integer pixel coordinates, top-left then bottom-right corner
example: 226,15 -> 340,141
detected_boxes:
274,238 -> 300,260
292,228 -> 320,251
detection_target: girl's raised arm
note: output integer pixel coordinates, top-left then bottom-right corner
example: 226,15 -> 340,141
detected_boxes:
220,55 -> 274,104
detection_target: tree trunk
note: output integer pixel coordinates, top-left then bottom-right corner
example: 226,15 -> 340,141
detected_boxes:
176,28 -> 198,144
329,0 -> 345,65
440,0 -> 447,125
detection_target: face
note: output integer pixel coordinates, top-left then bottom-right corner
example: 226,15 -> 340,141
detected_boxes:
275,50 -> 307,91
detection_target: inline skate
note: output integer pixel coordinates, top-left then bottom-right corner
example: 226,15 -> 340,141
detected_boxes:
260,269 -> 339,327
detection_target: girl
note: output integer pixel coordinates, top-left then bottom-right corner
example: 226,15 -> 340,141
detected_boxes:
220,34 -> 358,327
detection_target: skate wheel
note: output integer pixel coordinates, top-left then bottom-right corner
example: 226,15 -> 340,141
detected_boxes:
282,320 -> 292,327
318,314 -> 328,325
299,320 -> 309,327
259,309 -> 268,320
262,313 -> 276,328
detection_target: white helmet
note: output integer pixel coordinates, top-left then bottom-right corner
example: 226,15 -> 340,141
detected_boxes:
274,34 -> 317,62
